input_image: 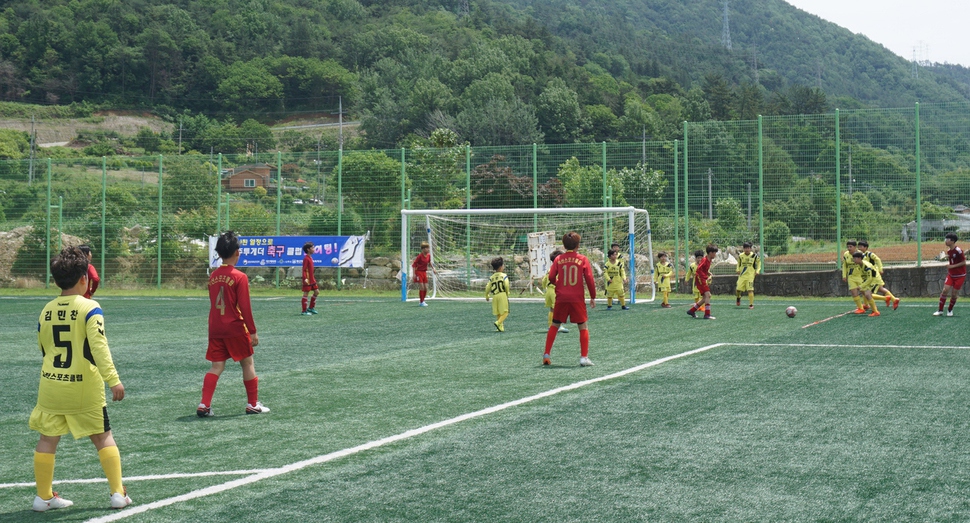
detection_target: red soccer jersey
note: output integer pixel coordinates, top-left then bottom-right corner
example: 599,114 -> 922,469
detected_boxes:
548,250 -> 595,302
695,256 -> 712,286
84,263 -> 100,299
412,252 -> 431,272
302,254 -> 316,285
208,264 -> 257,339
948,246 -> 966,278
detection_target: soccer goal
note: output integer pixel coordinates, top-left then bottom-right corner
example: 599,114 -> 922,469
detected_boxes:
400,207 -> 655,303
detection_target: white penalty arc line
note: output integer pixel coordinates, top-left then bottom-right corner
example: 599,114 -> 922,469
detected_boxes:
801,309 -> 856,328
84,342 -> 727,523
734,342 -> 970,350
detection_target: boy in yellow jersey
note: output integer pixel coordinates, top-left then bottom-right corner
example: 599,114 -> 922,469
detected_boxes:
654,251 -> 673,308
685,250 -> 705,310
853,251 -> 882,317
858,240 -> 899,310
539,250 -> 569,333
841,240 -> 867,313
29,246 -> 132,512
485,257 -> 510,332
735,242 -> 761,309
604,249 -> 629,310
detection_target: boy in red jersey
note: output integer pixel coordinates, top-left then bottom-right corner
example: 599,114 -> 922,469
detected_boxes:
934,232 -> 966,317
301,241 -> 319,316
79,245 -> 100,299
197,231 -> 269,417
412,241 -> 434,306
542,232 -> 596,367
687,244 -> 718,320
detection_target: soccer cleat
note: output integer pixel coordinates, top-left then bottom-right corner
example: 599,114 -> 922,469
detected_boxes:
245,402 -> 270,414
33,493 -> 73,512
196,404 -> 213,418
885,296 -> 892,306
419,302 -> 428,307
110,488 -> 132,509
868,311 -> 880,317
579,357 -> 594,366
606,306 -> 612,310
542,354 -> 551,366
498,323 -> 505,332
947,310 -> 954,317
863,303 -> 870,311
661,304 -> 672,308
703,315 -> 716,320
621,306 -> 629,310
933,310 -> 945,316
687,309 -> 697,318
749,304 -> 755,309
853,308 -> 867,314
892,298 -> 900,310
557,325 -> 569,333
308,308 -> 319,315
301,311 -> 312,316
736,299 -> 741,306
494,321 -> 501,332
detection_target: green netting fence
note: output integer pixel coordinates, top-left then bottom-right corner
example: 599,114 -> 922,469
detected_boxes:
2,102 -> 968,290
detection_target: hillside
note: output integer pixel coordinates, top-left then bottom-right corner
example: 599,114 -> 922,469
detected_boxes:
0,0 -> 966,150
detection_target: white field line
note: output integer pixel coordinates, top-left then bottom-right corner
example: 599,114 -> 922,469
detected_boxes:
0,470 -> 270,489
81,342 -> 728,523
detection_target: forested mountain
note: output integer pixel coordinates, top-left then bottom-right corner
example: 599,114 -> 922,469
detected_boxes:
0,0 -> 966,148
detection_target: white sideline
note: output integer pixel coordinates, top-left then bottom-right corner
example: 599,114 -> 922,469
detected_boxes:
0,470 -> 270,489
83,342 -> 727,522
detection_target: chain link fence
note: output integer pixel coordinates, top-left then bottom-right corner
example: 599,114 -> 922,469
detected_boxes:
2,102 -> 968,290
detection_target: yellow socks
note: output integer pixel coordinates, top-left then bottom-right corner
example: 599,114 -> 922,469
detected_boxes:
853,295 -> 864,309
98,446 -> 124,495
34,452 -> 55,499
548,310 -> 554,327
748,291 -> 754,306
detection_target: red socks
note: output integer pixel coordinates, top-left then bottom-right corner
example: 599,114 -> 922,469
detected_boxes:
309,296 -> 316,309
580,329 -> 589,358
544,325 -> 558,354
244,377 -> 259,406
302,297 -> 308,312
201,372 -> 219,407
419,290 -> 427,303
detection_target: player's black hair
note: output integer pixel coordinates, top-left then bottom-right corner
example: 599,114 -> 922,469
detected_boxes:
78,244 -> 92,256
302,241 -> 314,254
706,244 -> 719,254
858,240 -> 869,248
742,242 -> 752,249
846,240 -> 857,247
693,250 -> 704,258
946,232 -> 959,242
550,249 -> 563,262
852,251 -> 864,259
491,257 -> 504,271
611,242 -> 621,249
50,246 -> 89,290
215,231 -> 240,259
657,251 -> 667,259
562,231 -> 581,250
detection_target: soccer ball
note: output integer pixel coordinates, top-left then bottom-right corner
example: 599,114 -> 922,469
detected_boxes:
786,306 -> 797,318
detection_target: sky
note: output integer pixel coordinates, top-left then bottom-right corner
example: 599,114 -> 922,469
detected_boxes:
784,0 -> 970,67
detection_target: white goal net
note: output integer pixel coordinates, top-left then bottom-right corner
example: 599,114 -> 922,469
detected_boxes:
400,207 -> 655,303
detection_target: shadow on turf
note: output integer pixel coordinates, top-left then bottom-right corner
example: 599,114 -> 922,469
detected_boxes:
174,413 -> 251,422
5,506 -> 107,520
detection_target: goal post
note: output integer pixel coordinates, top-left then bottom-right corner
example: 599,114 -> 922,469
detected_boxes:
400,207 -> 655,303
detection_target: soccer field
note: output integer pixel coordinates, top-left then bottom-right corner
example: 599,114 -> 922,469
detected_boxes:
2,295 -> 969,522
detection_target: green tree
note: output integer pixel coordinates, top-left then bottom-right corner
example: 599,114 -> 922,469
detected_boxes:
340,151 -> 407,246
217,61 -> 284,113
536,79 -> 582,143
556,157 -> 624,207
165,157 -> 217,212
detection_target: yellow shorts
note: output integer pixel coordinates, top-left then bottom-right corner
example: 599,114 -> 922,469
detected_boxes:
606,287 -> 624,299
544,291 -> 555,309
30,406 -> 110,439
736,276 -> 755,292
491,295 -> 509,316
846,277 -> 864,291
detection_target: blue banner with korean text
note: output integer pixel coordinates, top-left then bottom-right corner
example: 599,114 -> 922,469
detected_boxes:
208,235 -> 367,269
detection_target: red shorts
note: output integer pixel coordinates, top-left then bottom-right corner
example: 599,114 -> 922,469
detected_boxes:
552,301 -> 588,325
945,275 -> 966,290
413,271 -> 428,284
696,280 -> 710,294
207,334 -> 254,362
302,282 -> 318,293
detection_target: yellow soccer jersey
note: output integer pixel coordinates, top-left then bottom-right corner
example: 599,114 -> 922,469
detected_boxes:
685,262 -> 697,284
736,252 -> 760,279
863,251 -> 884,274
604,259 -> 626,293
486,272 -> 510,315
654,261 -> 673,291
36,295 -> 120,415
859,259 -> 884,288
841,250 -> 859,280
540,274 -> 556,308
